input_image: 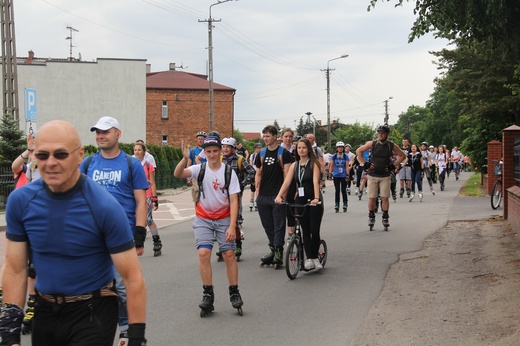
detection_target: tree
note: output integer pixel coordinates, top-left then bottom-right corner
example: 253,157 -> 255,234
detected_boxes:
368,0 -> 520,59
332,122 -> 376,149
0,112 -> 26,162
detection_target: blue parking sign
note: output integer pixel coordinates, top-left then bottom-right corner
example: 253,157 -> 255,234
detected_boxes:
25,88 -> 37,121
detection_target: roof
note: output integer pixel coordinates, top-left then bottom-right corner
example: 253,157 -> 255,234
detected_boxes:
242,132 -> 261,141
146,70 -> 235,91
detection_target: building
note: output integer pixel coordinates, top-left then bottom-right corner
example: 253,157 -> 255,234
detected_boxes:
6,51 -> 146,146
146,64 -> 236,147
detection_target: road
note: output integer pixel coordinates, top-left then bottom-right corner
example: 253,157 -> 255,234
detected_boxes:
17,173 -> 469,345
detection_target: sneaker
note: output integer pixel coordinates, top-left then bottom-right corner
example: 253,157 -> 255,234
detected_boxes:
304,259 -> 315,270
313,258 -> 323,270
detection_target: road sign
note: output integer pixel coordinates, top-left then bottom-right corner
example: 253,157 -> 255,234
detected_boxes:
25,88 -> 37,121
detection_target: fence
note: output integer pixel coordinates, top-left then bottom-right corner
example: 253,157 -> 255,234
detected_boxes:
0,162 -> 15,210
0,159 -> 187,209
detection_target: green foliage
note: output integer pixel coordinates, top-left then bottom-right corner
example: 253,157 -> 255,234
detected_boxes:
0,112 -> 26,162
332,122 -> 376,148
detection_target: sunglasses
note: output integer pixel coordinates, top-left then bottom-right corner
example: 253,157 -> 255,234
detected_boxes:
34,147 -> 81,161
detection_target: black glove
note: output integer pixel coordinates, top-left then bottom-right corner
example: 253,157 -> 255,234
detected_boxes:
387,163 -> 395,172
128,323 -> 147,346
363,162 -> 371,171
151,196 -> 158,209
134,226 -> 147,248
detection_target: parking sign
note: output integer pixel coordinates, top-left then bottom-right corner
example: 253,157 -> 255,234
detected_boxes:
25,88 -> 37,121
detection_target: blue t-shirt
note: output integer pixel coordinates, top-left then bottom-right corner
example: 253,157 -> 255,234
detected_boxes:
330,153 -> 349,178
6,175 -> 134,295
190,146 -> 206,164
79,150 -> 149,229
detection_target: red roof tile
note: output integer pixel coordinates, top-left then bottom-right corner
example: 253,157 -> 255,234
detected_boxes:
146,70 -> 235,91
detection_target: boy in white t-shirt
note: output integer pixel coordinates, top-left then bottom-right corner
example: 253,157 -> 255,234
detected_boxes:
174,136 -> 244,316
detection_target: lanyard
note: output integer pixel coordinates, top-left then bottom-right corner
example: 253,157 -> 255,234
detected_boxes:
298,161 -> 307,186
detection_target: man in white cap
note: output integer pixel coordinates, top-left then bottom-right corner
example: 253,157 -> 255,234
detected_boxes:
79,116 -> 148,343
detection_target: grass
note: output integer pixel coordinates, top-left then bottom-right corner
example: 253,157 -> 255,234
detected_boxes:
460,172 -> 486,197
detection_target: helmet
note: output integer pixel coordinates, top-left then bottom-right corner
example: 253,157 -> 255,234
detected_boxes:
336,141 -> 345,147
429,145 -> 434,149
208,130 -> 220,139
254,142 -> 262,148
196,131 -> 207,138
377,124 -> 391,133
345,143 -> 352,148
221,137 -> 237,148
421,141 -> 428,147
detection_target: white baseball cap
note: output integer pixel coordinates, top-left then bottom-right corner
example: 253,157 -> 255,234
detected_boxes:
90,116 -> 121,132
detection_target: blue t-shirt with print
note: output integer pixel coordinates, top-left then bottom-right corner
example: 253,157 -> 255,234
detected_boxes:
330,153 -> 349,178
79,150 -> 149,229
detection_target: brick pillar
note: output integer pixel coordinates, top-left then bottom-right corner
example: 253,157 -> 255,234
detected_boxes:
487,140 -> 502,194
502,125 -> 520,220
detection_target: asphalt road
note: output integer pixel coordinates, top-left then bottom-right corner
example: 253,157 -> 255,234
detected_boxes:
20,173 -> 470,345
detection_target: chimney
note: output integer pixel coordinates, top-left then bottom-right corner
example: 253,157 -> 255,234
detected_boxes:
146,64 -> 151,73
27,50 -> 34,64
169,63 -> 176,71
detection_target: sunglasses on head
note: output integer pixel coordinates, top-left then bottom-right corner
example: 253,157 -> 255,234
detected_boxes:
34,147 -> 81,161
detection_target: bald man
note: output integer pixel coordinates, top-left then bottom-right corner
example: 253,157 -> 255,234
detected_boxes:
1,120 -> 147,346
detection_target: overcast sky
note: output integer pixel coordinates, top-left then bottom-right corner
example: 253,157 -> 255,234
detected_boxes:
14,0 -> 449,133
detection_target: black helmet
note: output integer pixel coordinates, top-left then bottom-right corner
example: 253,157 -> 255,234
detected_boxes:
196,131 -> 207,138
208,130 -> 220,139
377,124 -> 390,133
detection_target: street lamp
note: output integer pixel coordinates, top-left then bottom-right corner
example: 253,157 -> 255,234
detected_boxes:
199,0 -> 237,131
324,54 -> 348,149
305,111 -> 313,136
384,96 -> 393,124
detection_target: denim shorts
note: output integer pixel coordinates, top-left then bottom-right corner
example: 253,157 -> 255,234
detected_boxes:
193,216 -> 236,253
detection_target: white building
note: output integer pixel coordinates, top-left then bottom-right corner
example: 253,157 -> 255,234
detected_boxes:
8,52 -> 146,146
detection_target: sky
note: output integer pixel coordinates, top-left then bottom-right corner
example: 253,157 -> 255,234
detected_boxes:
14,0 -> 449,133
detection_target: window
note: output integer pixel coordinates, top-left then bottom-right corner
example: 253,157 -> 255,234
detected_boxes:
162,135 -> 168,146
162,100 -> 168,119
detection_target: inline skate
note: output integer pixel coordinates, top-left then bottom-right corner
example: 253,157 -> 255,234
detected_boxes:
249,200 -> 254,212
382,211 -> 390,231
343,203 -> 347,213
419,192 -> 423,202
399,188 -> 404,198
335,204 -> 339,213
409,192 -> 415,202
229,285 -> 244,316
368,211 -> 376,231
21,294 -> 36,335
199,285 -> 215,317
272,247 -> 284,269
260,246 -> 275,267
152,235 -> 162,257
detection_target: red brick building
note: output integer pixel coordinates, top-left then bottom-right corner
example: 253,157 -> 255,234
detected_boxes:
146,65 -> 236,147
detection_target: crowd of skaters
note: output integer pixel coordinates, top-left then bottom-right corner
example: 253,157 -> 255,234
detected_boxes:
0,119 -> 471,345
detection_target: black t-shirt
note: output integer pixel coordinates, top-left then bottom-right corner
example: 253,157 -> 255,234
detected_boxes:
236,147 -> 248,158
401,146 -> 411,166
408,152 -> 423,172
254,146 -> 293,196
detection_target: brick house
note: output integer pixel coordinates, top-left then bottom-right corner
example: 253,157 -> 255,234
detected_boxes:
146,64 -> 236,147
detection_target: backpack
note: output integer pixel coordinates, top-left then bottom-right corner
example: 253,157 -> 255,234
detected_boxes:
370,140 -> 394,163
195,162 -> 233,204
82,153 -> 134,181
259,146 -> 285,169
220,155 -> 243,173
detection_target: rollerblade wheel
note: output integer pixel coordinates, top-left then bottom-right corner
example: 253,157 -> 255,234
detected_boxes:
384,226 -> 389,231
154,250 -> 162,257
369,225 -> 374,231
200,308 -> 213,318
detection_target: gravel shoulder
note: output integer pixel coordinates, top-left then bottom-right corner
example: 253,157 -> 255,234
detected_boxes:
348,217 -> 520,346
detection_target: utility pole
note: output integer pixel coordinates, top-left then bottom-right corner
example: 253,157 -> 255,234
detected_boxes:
199,0 -> 235,131
323,54 -> 348,149
65,26 -> 79,61
1,0 -> 19,120
383,96 -> 393,124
